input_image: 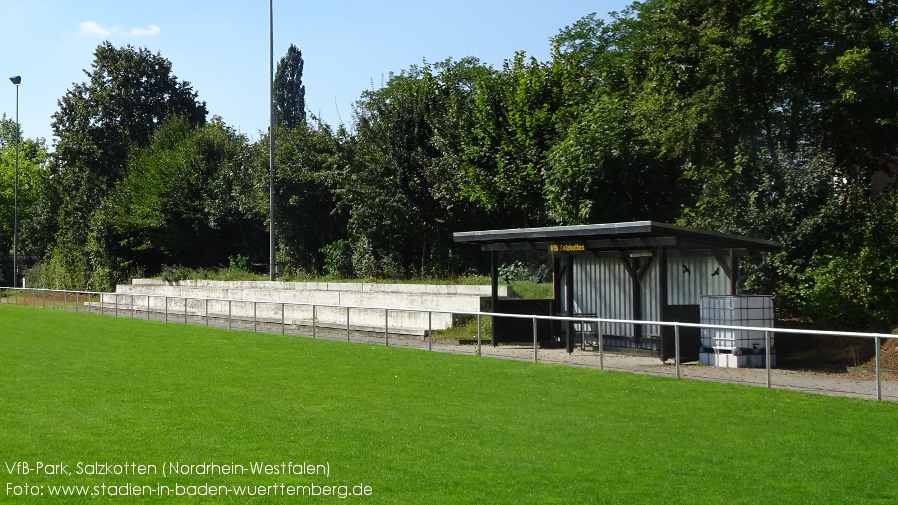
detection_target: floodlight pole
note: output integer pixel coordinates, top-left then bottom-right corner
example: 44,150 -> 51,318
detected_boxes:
269,0 -> 276,281
9,76 -> 21,287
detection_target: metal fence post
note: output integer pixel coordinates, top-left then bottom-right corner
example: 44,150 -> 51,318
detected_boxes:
312,305 -> 317,338
205,298 -> 209,327
98,292 -> 103,315
253,301 -> 258,332
184,297 -> 188,324
165,296 -> 169,322
228,300 -> 232,330
477,314 -> 482,356
533,317 -> 538,363
875,336 -> 882,401
674,324 -> 681,379
347,306 -> 351,342
114,293 -> 119,317
281,303 -> 285,335
765,330 -> 772,389
42,289 -> 46,310
63,290 -> 66,310
428,311 -> 432,352
147,296 -> 151,320
598,321 -> 604,370
385,309 -> 389,346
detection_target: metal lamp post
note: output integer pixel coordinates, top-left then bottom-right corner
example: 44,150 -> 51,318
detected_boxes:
269,0 -> 276,281
9,76 -> 20,287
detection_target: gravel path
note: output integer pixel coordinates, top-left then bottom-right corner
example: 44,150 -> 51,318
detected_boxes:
340,334 -> 897,402
185,320 -> 898,403
450,344 -> 898,402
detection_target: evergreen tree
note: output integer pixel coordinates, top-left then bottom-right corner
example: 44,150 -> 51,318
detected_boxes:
274,44 -> 306,128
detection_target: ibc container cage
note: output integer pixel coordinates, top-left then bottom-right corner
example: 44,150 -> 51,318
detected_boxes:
700,295 -> 773,352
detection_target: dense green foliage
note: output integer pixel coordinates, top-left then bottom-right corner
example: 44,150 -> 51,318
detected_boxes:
0,116 -> 49,285
13,1 -> 898,329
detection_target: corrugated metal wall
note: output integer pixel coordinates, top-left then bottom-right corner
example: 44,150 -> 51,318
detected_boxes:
571,256 -> 634,336
571,250 -> 731,338
665,253 -> 731,305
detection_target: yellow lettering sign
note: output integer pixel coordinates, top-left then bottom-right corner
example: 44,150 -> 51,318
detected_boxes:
550,244 -> 585,252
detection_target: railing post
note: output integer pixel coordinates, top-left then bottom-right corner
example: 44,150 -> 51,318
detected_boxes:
75,291 -> 79,313
347,306 -> 351,342
385,309 -> 389,346
130,294 -> 135,319
674,324 -> 681,379
115,293 -> 119,318
164,296 -> 168,322
312,305 -> 317,338
205,298 -> 209,327
63,290 -> 67,310
477,314 -> 482,356
281,303 -> 285,335
533,317 -> 538,363
598,321 -> 604,370
184,297 -> 188,324
253,301 -> 258,332
875,336 -> 882,401
147,296 -> 151,320
228,300 -> 232,330
765,330 -> 772,389
98,291 -> 103,315
428,311 -> 432,352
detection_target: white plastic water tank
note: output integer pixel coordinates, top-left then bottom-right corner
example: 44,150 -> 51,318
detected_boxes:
700,295 -> 774,352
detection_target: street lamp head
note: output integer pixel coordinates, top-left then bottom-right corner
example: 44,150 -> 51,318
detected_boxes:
9,76 -> 21,85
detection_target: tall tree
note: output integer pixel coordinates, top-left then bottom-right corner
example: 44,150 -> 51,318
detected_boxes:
253,120 -> 344,273
0,116 -> 48,285
608,0 -> 898,326
274,44 -> 307,128
89,116 -> 262,284
53,42 -> 207,194
458,53 -> 564,228
41,42 -> 207,289
345,58 -> 490,277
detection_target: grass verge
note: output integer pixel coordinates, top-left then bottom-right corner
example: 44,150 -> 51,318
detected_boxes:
1,305 -> 896,503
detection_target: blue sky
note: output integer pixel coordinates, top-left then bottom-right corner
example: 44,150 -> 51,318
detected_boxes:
2,1 -> 631,146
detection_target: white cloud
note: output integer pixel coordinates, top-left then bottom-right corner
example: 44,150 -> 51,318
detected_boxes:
80,21 -> 112,36
79,21 -> 161,38
131,24 -> 161,37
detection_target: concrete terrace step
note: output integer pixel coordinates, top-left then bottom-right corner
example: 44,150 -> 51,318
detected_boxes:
107,280 -> 502,335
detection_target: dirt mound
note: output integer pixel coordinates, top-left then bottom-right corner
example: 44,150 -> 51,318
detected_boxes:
862,334 -> 898,370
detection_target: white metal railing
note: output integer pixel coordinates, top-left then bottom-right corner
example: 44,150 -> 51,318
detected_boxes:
1,287 -> 895,401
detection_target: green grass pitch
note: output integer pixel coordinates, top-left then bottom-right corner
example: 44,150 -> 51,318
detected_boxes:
1,304 -> 896,503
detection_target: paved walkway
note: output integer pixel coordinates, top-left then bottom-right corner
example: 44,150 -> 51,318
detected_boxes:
352,336 -> 898,402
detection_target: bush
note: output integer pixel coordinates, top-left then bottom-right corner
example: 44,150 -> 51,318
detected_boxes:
160,265 -> 194,283
498,260 -> 550,284
320,240 -> 353,278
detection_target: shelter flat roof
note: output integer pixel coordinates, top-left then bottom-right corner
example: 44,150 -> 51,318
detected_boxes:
453,221 -> 781,253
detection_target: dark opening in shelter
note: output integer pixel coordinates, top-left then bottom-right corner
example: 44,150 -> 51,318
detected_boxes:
453,221 -> 782,361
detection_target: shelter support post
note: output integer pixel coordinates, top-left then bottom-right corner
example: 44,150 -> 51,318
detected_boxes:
491,250 -> 498,346
565,254 -> 575,353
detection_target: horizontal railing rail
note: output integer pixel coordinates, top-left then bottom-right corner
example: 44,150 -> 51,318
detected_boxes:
2,286 -> 895,401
